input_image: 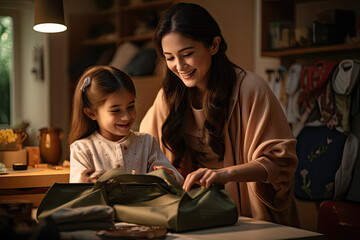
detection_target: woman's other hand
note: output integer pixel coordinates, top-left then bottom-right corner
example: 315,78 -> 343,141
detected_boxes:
182,168 -> 230,192
183,163 -> 268,191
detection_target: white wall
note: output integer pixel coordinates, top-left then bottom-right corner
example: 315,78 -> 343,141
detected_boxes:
20,2 -> 51,146
185,0 -> 254,71
0,0 -> 50,146
0,0 -> 72,162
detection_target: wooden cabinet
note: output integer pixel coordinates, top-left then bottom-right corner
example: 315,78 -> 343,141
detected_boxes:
0,167 -> 70,207
67,0 -> 176,128
261,0 -> 360,65
68,0 -> 175,77
81,0 -> 175,46
261,0 -> 360,232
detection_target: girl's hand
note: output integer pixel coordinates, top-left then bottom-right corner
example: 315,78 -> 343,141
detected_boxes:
182,168 -> 230,192
81,168 -> 95,183
153,166 -> 176,180
80,168 -> 103,183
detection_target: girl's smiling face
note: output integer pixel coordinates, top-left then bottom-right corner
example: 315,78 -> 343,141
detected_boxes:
161,32 -> 220,93
85,89 -> 136,141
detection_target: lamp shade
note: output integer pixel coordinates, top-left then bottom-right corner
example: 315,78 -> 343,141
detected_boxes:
33,0 -> 67,33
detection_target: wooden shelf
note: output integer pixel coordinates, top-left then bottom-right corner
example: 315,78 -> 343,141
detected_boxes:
68,0 -> 173,127
261,0 -> 360,61
121,32 -> 154,42
77,0 -> 175,47
120,0 -> 174,11
83,33 -> 154,46
262,43 -> 360,57
88,8 -> 118,16
0,167 -> 69,207
83,37 -> 117,46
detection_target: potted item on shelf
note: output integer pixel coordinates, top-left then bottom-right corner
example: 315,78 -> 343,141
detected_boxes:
0,129 -> 28,168
0,129 -> 27,151
313,9 -> 356,45
269,21 -> 295,49
37,127 -> 63,166
0,129 -> 19,151
295,26 -> 311,47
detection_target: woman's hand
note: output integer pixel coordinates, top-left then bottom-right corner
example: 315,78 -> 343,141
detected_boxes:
183,163 -> 268,191
182,168 -> 230,192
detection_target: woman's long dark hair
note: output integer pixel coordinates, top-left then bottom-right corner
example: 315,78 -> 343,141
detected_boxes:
154,2 -> 242,168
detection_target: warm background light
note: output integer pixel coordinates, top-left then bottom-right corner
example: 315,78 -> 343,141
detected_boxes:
33,0 -> 66,33
33,23 -> 67,33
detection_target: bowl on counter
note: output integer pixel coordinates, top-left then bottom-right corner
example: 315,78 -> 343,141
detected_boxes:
12,163 -> 28,171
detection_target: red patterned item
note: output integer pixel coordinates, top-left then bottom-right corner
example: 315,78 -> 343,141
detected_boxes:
300,60 -> 337,94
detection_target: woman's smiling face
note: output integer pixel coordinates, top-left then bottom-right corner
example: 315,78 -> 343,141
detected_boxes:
161,32 -> 219,93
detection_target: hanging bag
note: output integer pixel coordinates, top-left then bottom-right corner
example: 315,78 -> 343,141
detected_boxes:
300,60 -> 337,94
295,126 -> 347,200
37,168 -> 238,232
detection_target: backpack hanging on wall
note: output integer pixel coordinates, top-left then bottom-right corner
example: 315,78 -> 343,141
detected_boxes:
295,126 -> 348,200
297,60 -> 338,126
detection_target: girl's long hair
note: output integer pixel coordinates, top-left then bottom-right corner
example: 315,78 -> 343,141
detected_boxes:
154,2 -> 244,168
68,65 -> 136,145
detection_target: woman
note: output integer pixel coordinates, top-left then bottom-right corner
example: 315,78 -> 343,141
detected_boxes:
140,2 -> 299,227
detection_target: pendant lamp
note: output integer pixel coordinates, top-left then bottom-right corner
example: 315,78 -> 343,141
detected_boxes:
33,0 -> 67,33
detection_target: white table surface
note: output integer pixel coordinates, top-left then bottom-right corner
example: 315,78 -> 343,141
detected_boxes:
31,211 -> 323,239
165,216 -> 324,240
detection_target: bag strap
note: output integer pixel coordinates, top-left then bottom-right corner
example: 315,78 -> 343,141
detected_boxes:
299,67 -> 309,94
93,168 -> 183,195
147,168 -> 183,191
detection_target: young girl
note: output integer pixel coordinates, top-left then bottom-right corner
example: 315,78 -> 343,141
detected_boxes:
68,65 -> 183,184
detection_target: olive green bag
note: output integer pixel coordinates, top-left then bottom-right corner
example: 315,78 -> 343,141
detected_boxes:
37,168 -> 238,232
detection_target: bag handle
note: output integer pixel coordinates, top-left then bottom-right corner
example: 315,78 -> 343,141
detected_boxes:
93,168 -> 183,195
147,168 -> 183,191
